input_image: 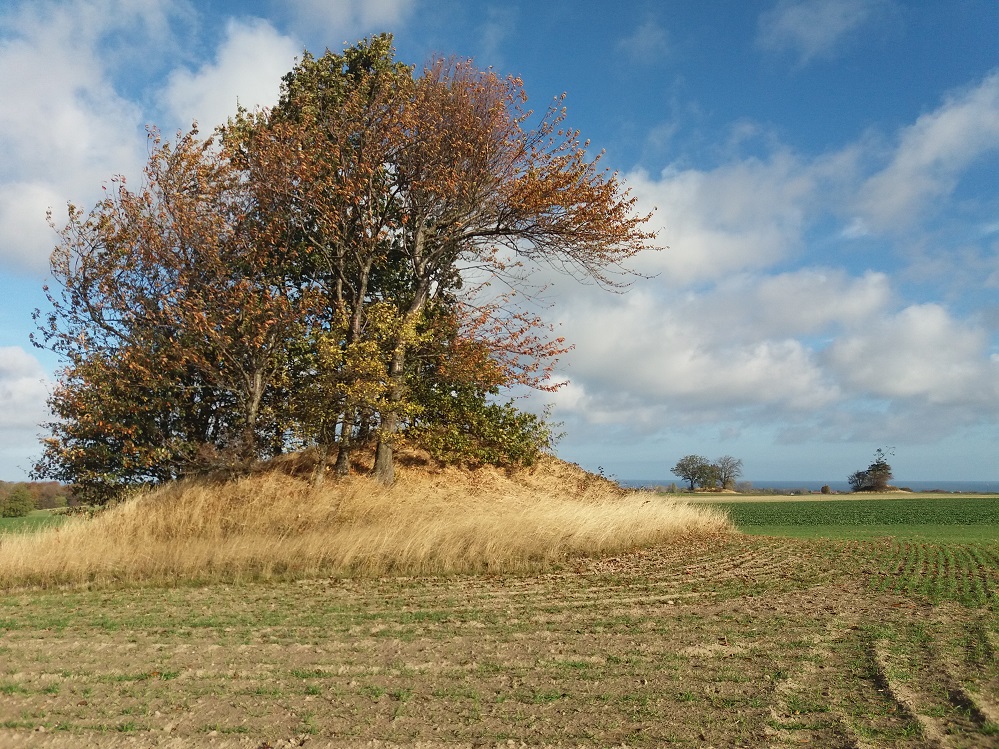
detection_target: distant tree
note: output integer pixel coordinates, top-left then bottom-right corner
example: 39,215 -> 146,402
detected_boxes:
847,470 -> 869,492
866,448 -> 894,491
698,462 -> 722,490
671,455 -> 710,491
1,487 -> 35,518
848,448 -> 894,492
715,456 -> 743,490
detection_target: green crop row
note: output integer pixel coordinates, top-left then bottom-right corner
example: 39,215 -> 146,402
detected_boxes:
858,540 -> 999,608
715,497 -> 999,528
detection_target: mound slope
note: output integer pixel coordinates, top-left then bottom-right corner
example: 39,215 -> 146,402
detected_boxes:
0,452 -> 731,588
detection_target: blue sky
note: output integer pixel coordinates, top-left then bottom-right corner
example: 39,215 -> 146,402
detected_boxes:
1,0 -> 997,483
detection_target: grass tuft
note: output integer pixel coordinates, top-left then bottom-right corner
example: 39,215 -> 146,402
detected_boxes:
0,455 -> 730,588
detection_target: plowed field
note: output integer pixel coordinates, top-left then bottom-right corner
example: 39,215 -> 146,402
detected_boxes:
2,535 -> 997,748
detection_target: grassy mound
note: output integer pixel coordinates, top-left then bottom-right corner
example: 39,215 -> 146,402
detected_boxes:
0,453 -> 732,588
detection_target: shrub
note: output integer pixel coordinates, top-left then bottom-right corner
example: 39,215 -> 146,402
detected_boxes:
1,487 -> 35,518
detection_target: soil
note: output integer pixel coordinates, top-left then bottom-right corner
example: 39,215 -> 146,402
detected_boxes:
1,536 -> 996,748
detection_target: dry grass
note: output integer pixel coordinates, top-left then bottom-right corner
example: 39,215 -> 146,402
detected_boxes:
0,453 -> 732,588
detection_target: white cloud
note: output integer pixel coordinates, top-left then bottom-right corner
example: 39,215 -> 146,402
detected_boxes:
0,183 -> 65,274
0,346 -> 50,478
279,0 -> 415,42
854,70 -> 999,230
162,18 -> 300,131
531,66 -> 999,452
705,269 -> 892,339
826,304 -> 999,408
549,285 -> 842,428
0,0 -> 177,274
0,346 -> 49,428
625,152 -> 816,284
757,0 -> 887,64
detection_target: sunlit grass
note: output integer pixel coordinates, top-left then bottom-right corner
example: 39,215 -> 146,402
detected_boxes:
0,455 -> 731,588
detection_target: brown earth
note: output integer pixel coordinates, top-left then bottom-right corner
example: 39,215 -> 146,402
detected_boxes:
1,535 -> 997,748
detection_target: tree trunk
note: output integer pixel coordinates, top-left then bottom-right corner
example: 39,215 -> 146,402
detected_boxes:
372,235 -> 431,485
311,444 -> 331,488
333,412 -> 354,477
372,346 -> 406,484
372,417 -> 395,485
241,369 -> 265,467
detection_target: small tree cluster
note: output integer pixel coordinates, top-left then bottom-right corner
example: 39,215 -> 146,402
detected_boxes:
33,36 -> 656,502
0,481 -> 70,509
848,448 -> 894,492
1,487 -> 35,518
671,455 -> 743,491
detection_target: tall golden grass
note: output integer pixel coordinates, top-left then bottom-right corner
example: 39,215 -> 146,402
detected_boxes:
0,455 -> 732,588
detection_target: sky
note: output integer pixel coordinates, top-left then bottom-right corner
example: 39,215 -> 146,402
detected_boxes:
0,0 -> 997,484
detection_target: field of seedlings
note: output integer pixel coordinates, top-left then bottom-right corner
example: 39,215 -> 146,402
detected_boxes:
1,533 -> 998,747
709,495 -> 999,542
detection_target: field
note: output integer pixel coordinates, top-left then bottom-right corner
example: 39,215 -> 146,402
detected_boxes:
0,511 -> 66,536
705,495 -> 999,542
0,483 -> 997,747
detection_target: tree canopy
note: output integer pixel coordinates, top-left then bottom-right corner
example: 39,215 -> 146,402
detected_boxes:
33,35 -> 657,501
671,455 -> 743,491
848,448 -> 894,492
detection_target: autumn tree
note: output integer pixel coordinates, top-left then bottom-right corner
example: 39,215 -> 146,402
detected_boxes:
34,128 -> 308,499
230,36 -> 654,483
365,53 -> 655,482
404,298 -> 559,466
34,35 -> 657,499
224,37 -> 414,478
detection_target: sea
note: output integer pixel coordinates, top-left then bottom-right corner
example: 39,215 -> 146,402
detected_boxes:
619,479 -> 999,494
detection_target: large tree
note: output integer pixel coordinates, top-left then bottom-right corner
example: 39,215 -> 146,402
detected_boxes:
35,36 -> 657,498
240,38 -> 655,483
365,55 -> 656,482
671,455 -> 711,491
34,128 -> 307,499
715,456 -> 744,490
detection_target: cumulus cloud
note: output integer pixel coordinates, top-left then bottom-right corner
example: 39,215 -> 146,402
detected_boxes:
543,269 -> 999,450
161,18 -> 300,131
279,0 -> 415,43
757,0 -> 888,64
0,0 -> 180,274
529,62 -> 999,457
625,152 -> 816,284
0,346 -> 50,477
548,283 -> 843,427
693,269 -> 892,340
854,70 -> 999,230
826,304 -> 999,408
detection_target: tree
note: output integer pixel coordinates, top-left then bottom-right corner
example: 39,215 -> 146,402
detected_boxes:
848,448 -> 894,492
364,56 -> 655,483
847,470 -> 869,492
715,456 -> 743,490
671,455 -> 711,491
230,37 -> 655,483
34,36 -> 657,499
1,487 -> 34,518
866,448 -> 894,491
33,127 -> 308,499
